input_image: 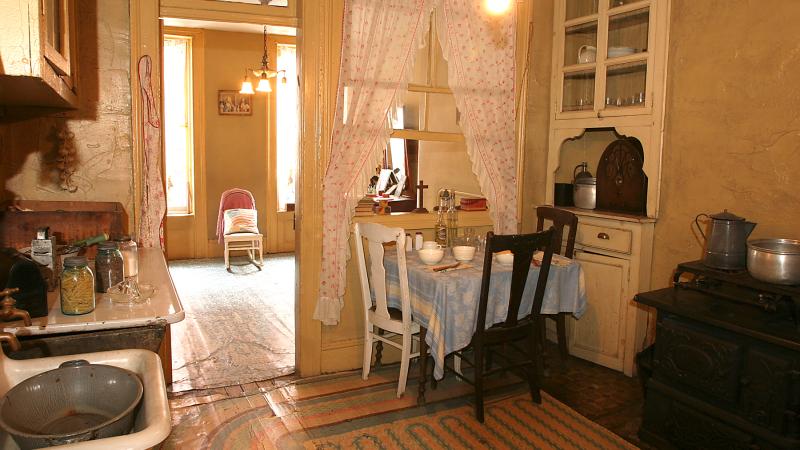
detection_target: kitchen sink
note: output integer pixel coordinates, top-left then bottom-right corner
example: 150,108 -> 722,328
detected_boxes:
0,349 -> 170,449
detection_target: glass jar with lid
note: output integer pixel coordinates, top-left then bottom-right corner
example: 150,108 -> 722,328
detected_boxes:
95,241 -> 124,293
60,256 -> 95,315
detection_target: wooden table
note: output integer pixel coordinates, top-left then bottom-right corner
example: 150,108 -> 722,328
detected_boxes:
383,248 -> 586,403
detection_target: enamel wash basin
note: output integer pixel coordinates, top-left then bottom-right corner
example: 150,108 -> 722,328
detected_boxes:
0,349 -> 170,449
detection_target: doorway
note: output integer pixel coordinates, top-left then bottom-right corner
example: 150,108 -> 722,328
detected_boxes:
160,19 -> 299,392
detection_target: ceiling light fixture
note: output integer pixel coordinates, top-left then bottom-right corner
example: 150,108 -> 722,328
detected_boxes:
240,25 -> 287,95
485,0 -> 512,15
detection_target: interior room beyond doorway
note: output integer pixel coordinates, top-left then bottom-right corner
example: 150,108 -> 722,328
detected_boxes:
161,17 -> 299,391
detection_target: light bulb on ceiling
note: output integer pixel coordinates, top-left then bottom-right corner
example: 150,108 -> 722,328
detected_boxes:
256,75 -> 272,93
485,0 -> 512,15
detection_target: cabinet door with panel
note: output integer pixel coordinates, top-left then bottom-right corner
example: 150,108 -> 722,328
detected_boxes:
568,249 -> 630,371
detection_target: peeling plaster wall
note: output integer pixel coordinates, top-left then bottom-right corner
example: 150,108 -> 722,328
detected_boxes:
651,0 -> 800,287
0,0 -> 133,223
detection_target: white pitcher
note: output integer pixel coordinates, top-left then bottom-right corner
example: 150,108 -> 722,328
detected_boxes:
577,45 -> 596,64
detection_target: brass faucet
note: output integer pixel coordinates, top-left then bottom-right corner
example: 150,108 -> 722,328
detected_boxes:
0,332 -> 20,352
0,288 -> 32,326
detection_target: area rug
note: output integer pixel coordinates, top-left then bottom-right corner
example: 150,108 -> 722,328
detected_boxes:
286,392 -> 636,449
165,366 -> 638,449
167,254 -> 295,392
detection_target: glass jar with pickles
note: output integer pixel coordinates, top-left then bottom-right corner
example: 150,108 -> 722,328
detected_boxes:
60,256 -> 95,315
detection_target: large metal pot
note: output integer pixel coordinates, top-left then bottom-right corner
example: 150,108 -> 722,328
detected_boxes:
0,359 -> 143,449
746,238 -> 800,285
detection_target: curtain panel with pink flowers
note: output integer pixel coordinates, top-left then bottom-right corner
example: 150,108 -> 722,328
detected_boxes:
315,0 -> 518,326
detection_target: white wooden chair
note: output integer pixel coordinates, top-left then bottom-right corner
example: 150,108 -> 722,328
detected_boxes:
224,233 -> 263,270
354,222 -> 420,398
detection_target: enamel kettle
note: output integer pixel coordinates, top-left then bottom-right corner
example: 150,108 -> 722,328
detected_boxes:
694,210 -> 757,270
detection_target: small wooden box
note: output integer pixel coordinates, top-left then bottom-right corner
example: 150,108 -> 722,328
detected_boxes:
0,201 -> 128,254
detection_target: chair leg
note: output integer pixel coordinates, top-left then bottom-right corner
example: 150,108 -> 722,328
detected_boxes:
397,332 -> 412,398
454,355 -> 462,376
224,242 -> 230,269
528,323 -> 542,404
474,343 -> 485,423
556,313 -> 569,359
362,325 -> 373,380
258,238 -> 264,265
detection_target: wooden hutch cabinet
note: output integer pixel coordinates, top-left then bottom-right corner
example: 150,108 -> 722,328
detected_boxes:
542,0 -> 671,376
0,0 -> 78,109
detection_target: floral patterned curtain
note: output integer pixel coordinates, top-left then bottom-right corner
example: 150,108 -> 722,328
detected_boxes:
315,0 -> 435,325
436,0 -> 518,235
315,0 -> 518,325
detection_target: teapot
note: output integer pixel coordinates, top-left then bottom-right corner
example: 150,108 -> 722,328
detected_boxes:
577,45 -> 597,64
694,210 -> 757,270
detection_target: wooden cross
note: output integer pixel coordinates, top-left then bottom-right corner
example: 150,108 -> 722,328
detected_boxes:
412,180 -> 429,213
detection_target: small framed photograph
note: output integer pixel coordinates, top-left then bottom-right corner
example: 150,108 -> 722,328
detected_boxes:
218,90 -> 252,115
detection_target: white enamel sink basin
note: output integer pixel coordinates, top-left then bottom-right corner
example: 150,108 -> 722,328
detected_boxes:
0,349 -> 170,449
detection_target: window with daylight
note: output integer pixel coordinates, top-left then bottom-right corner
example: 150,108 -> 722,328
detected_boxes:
276,43 -> 298,212
163,35 -> 194,215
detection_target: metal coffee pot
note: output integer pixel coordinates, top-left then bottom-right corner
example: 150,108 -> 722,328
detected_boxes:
694,210 -> 757,270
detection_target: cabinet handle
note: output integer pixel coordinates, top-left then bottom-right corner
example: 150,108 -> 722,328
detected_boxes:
597,232 -> 610,240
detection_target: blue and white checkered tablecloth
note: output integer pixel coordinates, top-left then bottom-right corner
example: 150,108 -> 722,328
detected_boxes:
383,248 -> 586,380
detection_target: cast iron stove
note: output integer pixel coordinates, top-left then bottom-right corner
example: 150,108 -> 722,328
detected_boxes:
674,260 -> 800,330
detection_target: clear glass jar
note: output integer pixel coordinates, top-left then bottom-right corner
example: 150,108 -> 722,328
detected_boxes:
116,236 -> 138,280
60,256 -> 95,315
95,241 -> 124,293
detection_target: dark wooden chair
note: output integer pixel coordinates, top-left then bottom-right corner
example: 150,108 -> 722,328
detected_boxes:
446,228 -> 556,423
536,206 -> 578,358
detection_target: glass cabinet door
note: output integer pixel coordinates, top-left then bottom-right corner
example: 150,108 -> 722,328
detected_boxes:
561,1 -> 599,113
558,0 -> 654,117
42,0 -> 73,77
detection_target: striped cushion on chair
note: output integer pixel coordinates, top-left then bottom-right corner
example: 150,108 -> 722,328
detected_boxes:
223,209 -> 259,234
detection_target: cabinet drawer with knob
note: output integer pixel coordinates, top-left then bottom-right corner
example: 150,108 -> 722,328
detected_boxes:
576,223 -> 632,254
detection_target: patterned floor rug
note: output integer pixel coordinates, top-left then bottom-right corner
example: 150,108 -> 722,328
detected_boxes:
168,254 -> 295,392
162,365 -> 638,449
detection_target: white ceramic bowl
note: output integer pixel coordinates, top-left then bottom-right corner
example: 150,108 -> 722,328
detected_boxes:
495,252 -> 514,266
422,241 -> 440,250
452,245 -> 476,262
418,248 -> 445,265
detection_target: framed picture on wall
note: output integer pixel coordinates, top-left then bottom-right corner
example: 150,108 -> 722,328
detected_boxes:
218,90 -> 252,115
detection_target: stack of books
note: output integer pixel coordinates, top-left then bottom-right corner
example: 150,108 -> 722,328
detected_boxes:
354,197 -> 375,216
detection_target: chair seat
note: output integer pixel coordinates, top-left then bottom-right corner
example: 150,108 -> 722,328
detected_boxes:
224,232 -> 262,239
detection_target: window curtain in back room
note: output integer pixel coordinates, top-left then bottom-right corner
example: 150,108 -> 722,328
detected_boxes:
315,0 -> 518,326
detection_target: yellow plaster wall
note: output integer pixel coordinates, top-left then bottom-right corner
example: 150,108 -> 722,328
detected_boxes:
650,1 -> 800,288
0,0 -> 134,224
202,30 -> 269,242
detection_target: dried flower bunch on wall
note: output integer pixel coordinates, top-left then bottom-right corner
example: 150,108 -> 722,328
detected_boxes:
56,128 -> 78,192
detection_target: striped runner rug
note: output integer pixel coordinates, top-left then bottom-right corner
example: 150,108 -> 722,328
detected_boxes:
196,366 -> 638,449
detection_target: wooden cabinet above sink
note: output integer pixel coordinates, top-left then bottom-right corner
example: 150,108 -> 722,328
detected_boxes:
0,0 -> 78,109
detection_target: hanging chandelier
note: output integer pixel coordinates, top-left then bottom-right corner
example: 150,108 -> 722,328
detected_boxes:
240,25 -> 287,94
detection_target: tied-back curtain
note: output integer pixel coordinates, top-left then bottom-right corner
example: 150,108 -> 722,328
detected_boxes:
436,0 -> 518,235
315,0 -> 434,325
